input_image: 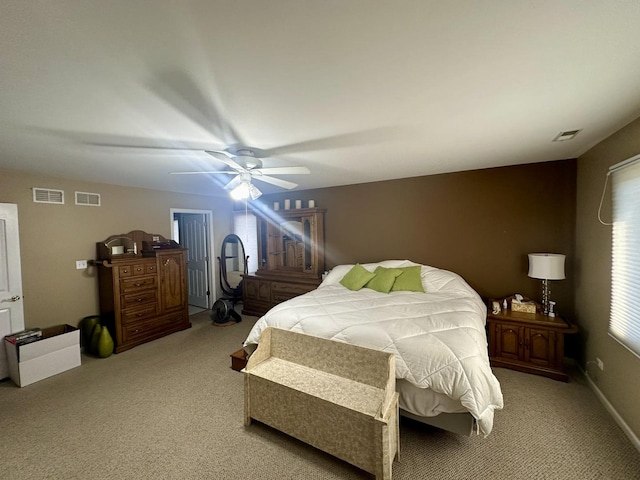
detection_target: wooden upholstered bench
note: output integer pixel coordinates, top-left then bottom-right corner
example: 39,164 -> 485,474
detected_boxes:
243,327 -> 399,480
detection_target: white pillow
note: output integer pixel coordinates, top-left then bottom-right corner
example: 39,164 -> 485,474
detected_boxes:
319,260 -> 419,287
319,264 -> 356,287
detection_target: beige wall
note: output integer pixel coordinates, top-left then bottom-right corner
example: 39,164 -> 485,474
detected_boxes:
264,160 -> 577,317
576,117 -> 640,438
0,169 -> 233,329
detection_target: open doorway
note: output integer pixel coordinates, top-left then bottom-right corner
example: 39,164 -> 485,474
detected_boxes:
170,209 -> 216,316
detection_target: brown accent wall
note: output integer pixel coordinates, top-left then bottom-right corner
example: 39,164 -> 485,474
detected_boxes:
0,169 -> 233,329
262,160 -> 577,317
576,117 -> 640,438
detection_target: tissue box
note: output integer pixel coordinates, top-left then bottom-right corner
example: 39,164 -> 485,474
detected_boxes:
511,301 -> 537,314
230,348 -> 248,371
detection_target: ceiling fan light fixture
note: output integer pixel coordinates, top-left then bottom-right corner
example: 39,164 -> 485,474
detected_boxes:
230,181 -> 250,200
248,183 -> 262,200
230,181 -> 262,201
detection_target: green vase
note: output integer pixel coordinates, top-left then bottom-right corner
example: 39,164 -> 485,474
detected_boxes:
89,324 -> 102,356
80,315 -> 100,350
97,326 -> 114,358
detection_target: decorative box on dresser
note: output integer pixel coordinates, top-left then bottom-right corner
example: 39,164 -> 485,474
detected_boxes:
242,207 -> 326,317
94,230 -> 191,353
486,297 -> 578,382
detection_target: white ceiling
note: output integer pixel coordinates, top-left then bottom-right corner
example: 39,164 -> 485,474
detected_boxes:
2,1 -> 640,197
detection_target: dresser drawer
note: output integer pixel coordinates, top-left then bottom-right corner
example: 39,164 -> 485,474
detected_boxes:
118,262 -> 156,277
271,282 -> 316,303
121,290 -> 157,309
131,264 -> 148,276
122,313 -> 184,342
121,304 -> 158,324
120,275 -> 156,293
272,291 -> 301,303
118,265 -> 134,277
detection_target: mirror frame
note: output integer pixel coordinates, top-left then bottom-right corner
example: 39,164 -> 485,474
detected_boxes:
217,234 -> 248,304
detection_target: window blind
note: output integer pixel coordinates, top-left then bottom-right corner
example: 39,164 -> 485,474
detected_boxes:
609,154 -> 640,358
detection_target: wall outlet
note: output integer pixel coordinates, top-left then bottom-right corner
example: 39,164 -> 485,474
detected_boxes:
596,357 -> 604,371
75,260 -> 88,270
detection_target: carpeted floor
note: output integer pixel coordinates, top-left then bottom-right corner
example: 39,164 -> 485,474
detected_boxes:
1,310 -> 639,479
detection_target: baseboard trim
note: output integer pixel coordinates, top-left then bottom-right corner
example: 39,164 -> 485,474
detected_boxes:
582,369 -> 640,452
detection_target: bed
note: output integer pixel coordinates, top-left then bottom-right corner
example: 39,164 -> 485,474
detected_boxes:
243,260 -> 503,436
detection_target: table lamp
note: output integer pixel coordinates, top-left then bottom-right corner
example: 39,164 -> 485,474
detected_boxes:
528,253 -> 565,316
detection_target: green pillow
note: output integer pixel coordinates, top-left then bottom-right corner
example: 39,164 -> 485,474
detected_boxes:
339,264 -> 376,291
365,267 -> 404,293
391,265 -> 425,292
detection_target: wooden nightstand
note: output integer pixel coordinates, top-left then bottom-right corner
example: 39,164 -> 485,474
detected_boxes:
486,299 -> 578,382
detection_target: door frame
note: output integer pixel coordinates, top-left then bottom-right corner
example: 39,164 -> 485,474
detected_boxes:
169,208 -> 217,307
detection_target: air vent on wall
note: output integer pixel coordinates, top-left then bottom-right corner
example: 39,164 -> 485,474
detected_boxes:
33,188 -> 64,204
75,191 -> 101,206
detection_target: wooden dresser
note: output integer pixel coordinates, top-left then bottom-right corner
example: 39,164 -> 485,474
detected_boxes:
242,207 -> 325,317
486,297 -> 578,382
94,231 -> 191,353
242,275 -> 320,317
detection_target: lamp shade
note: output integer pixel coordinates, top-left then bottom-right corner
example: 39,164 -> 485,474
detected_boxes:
528,253 -> 565,280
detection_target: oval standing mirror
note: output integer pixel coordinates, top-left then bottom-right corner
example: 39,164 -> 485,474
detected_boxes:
217,234 -> 248,305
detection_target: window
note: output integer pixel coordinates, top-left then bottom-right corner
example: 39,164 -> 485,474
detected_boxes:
609,154 -> 640,358
233,211 -> 258,274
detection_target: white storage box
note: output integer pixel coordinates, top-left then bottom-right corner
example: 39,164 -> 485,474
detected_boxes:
4,324 -> 81,387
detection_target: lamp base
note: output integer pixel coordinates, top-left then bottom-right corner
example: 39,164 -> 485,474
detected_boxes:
540,279 -> 552,316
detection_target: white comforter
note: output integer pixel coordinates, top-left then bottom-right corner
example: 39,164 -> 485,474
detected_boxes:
243,260 -> 503,436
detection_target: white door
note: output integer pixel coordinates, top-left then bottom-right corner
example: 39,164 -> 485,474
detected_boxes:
180,213 -> 210,309
0,203 -> 25,378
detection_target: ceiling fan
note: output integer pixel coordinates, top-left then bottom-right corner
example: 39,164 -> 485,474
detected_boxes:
34,70 -> 406,201
169,146 -> 310,200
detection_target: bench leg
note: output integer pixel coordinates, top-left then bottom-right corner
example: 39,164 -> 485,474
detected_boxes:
244,375 -> 252,427
395,403 -> 400,461
375,463 -> 392,480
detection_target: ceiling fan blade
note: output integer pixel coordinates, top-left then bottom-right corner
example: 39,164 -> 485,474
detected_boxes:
205,151 -> 245,171
30,127 -> 225,153
169,170 -> 236,175
263,126 -> 409,156
252,175 -> 298,190
252,166 -> 310,175
148,69 -> 245,146
224,175 -> 244,191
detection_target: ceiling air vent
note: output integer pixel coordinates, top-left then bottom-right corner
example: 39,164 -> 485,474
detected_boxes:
33,188 -> 64,205
553,129 -> 582,142
75,191 -> 101,206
